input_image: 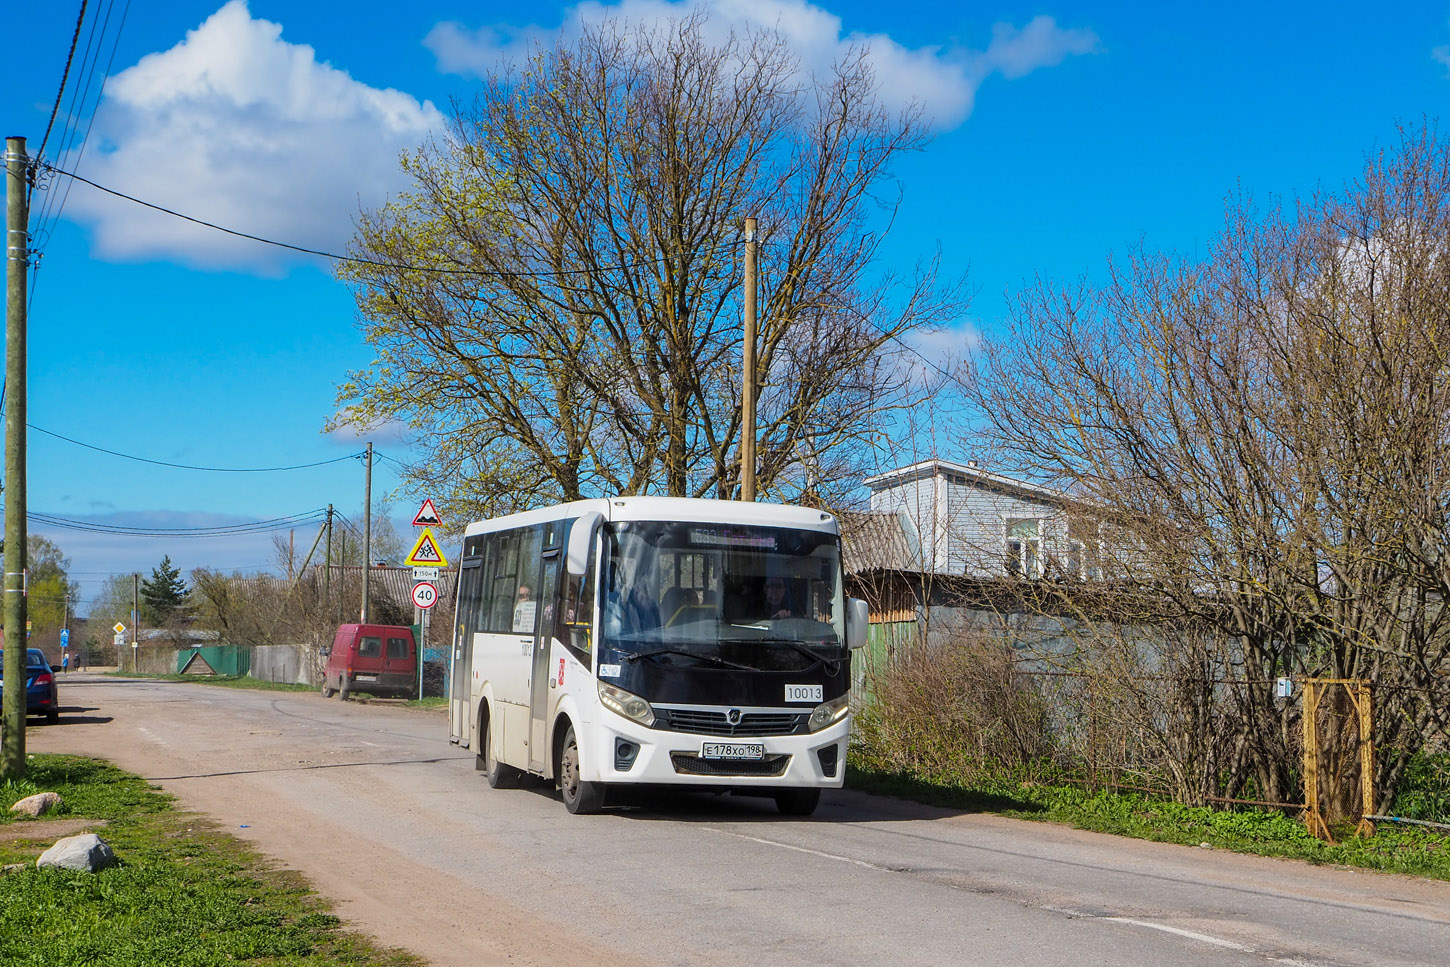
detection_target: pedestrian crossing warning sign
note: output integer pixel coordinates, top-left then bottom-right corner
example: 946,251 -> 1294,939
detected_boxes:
404,528 -> 449,567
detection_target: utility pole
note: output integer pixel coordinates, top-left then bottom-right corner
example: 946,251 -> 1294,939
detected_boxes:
361,442 -> 372,623
741,215 -> 758,502
132,572 -> 139,673
2,136 -> 30,778
324,503 -> 333,617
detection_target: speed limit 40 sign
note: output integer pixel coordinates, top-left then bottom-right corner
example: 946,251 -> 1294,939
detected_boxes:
411,581 -> 438,609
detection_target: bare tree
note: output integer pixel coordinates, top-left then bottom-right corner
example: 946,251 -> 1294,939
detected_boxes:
964,125 -> 1450,819
335,13 -> 959,518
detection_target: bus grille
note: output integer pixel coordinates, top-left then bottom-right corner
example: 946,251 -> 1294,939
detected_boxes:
670,753 -> 791,777
655,708 -> 807,737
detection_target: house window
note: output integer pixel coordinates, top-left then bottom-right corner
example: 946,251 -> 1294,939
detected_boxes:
1005,519 -> 1041,578
1067,518 -> 1099,580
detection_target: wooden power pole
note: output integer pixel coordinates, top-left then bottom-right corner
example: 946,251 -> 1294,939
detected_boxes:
361,442 -> 372,622
3,136 -> 29,778
741,216 -> 758,502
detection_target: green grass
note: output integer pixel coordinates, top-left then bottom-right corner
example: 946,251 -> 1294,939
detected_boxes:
846,763 -> 1450,880
1,755 -> 419,966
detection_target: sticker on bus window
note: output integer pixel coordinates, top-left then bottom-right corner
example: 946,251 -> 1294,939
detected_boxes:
598,663 -> 622,678
557,658 -> 566,686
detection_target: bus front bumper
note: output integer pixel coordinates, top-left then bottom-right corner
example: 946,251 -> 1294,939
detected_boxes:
586,715 -> 850,789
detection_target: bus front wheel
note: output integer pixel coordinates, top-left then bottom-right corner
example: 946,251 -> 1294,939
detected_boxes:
774,787 -> 821,817
559,725 -> 604,815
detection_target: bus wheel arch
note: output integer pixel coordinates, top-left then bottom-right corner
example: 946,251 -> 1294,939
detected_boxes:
555,717 -> 605,815
477,700 -> 517,788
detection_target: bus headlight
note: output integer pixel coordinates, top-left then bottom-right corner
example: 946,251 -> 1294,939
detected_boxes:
599,681 -> 655,727
807,693 -> 849,732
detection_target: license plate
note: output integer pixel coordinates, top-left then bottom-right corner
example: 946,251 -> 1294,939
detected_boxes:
701,742 -> 765,760
355,674 -> 378,682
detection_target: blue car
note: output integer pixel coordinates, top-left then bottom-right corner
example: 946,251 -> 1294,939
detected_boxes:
0,648 -> 59,723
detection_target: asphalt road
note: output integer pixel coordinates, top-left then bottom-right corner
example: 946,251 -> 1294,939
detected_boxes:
28,673 -> 1450,966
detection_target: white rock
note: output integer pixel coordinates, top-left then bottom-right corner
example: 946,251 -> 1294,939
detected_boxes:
9,792 -> 62,817
37,833 -> 117,872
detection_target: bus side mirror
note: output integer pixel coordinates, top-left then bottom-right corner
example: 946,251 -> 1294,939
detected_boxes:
845,598 -> 868,650
567,511 -> 603,577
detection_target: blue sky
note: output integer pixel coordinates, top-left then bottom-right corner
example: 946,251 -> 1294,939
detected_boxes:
7,0 -> 1450,612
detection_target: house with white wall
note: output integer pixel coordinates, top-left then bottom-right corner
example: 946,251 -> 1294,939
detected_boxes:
863,458 -> 1094,580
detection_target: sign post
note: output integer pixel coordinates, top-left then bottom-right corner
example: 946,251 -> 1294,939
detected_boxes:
408,505 -> 448,701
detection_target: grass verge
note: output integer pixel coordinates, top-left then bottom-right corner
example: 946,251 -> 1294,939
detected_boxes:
1,754 -> 419,966
846,764 -> 1450,880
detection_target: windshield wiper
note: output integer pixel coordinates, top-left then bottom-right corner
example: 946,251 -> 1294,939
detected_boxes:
750,636 -> 843,670
624,647 -> 757,671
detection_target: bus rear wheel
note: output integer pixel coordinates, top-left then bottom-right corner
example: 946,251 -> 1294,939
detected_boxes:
774,787 -> 821,816
480,713 -> 517,789
559,725 -> 604,815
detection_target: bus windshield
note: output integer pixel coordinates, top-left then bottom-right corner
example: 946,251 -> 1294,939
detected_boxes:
600,520 -> 846,671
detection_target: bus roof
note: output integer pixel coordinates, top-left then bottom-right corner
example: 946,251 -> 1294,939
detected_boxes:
460,497 -> 838,537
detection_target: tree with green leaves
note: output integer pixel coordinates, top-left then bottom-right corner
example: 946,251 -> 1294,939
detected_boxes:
140,556 -> 189,625
26,535 -> 79,633
336,12 -> 960,519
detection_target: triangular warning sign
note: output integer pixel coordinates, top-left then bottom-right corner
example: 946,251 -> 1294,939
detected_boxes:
404,527 -> 450,567
412,498 -> 442,527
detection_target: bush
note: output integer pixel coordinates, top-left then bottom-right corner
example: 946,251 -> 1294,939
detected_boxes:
851,638 -> 1054,785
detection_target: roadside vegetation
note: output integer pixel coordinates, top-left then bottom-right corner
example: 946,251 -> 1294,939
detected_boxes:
0,754 -> 418,966
848,637 -> 1450,881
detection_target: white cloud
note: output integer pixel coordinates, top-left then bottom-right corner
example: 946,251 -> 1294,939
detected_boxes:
64,0 -> 445,272
424,0 -> 1099,129
1436,44 -> 1450,75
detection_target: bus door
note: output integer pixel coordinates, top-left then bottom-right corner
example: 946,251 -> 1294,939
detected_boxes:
450,543 -> 484,745
529,520 -> 567,774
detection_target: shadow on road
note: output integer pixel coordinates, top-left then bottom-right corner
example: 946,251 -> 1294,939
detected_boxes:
146,753 -> 474,782
32,710 -> 114,726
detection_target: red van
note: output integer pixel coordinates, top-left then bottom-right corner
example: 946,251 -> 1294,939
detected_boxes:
321,624 -> 417,700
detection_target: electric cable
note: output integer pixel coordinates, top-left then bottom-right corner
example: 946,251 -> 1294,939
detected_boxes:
30,423 -> 363,472
35,1 -> 90,168
28,509 -> 327,537
37,162 -> 739,279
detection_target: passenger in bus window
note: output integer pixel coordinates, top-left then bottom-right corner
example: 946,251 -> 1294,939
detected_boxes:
513,585 -> 537,633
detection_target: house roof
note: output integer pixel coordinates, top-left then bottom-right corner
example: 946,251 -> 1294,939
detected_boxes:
863,458 -> 1069,505
838,510 -> 922,574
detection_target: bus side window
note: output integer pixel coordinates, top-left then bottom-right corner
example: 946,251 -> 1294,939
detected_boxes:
557,525 -> 597,664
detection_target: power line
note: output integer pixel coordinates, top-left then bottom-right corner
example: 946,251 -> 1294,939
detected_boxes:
36,162 -> 734,279
29,423 -> 363,472
35,0 -> 90,166
28,509 -> 327,538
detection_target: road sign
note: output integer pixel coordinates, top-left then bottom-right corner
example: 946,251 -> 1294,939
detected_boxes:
404,528 -> 449,567
412,498 -> 442,527
113,633 -> 125,647
60,629 -> 69,647
411,566 -> 440,581
113,622 -> 126,634
411,581 -> 439,609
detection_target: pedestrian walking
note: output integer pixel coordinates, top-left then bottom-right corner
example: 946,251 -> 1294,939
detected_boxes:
62,652 -> 70,673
